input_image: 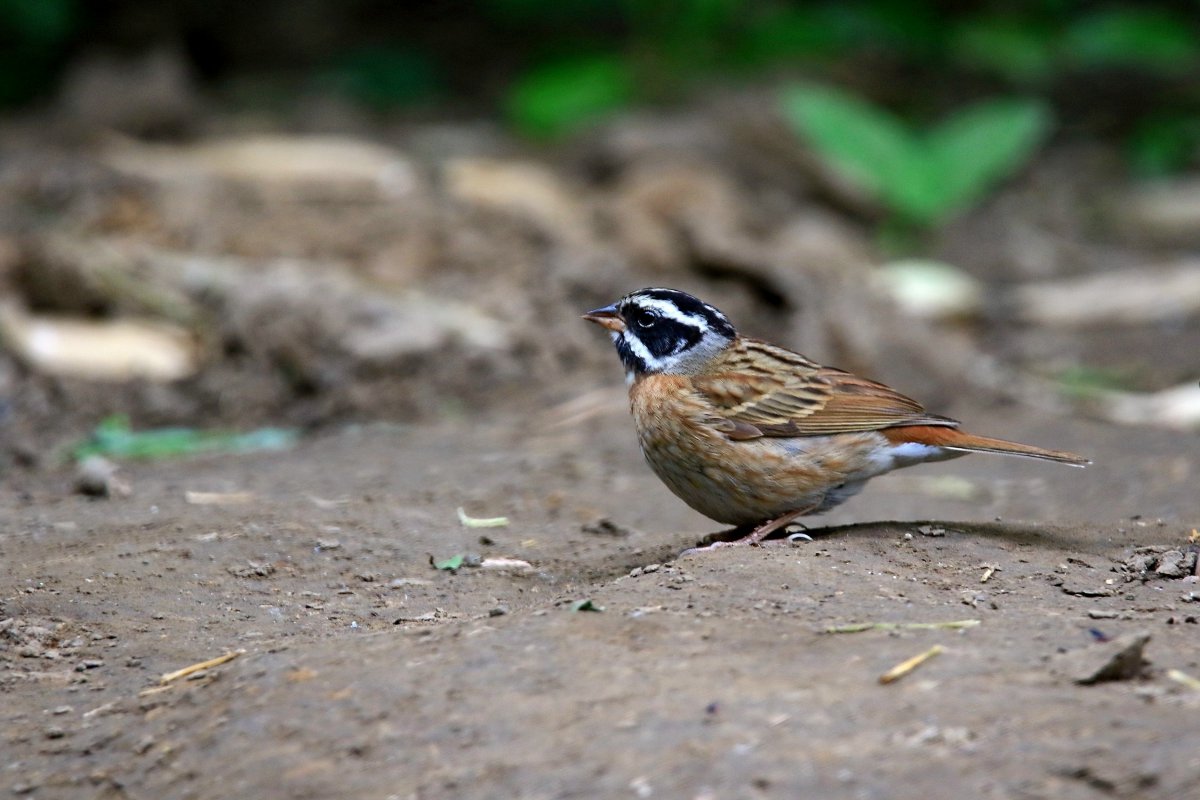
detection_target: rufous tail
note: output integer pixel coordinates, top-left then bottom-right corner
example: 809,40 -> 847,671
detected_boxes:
882,425 -> 1090,466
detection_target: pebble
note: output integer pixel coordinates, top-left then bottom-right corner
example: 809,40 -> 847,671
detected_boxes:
1086,610 -> 1119,619
1051,631 -> 1152,685
1060,584 -> 1114,598
1155,550 -> 1191,578
74,455 -> 130,498
488,605 -> 509,617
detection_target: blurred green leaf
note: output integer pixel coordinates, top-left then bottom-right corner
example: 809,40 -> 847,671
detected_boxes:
1064,8 -> 1200,72
434,554 -> 466,571
782,84 -> 922,203
928,98 -> 1051,216
72,415 -> 298,461
782,85 -> 1051,226
506,55 -> 633,138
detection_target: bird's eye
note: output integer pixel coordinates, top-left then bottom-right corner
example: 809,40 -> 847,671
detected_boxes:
631,309 -> 657,329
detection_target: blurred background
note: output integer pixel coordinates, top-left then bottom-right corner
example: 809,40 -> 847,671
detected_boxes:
1,0 -> 1199,467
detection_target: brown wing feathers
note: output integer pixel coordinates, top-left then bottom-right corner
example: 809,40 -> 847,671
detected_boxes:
696,337 -> 1089,465
694,339 -> 954,437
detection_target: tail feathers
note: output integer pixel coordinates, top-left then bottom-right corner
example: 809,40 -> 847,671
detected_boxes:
883,425 -> 1090,467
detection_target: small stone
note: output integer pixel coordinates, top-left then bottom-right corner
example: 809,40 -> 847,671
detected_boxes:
917,525 -> 946,537
628,567 -> 643,578
50,705 -> 73,715
488,605 -> 508,617
642,563 -> 661,574
75,456 -> 130,498
461,553 -> 483,568
1155,550 -> 1188,578
1087,610 -> 1119,619
44,726 -> 66,739
229,561 -> 275,578
17,643 -> 44,658
1052,631 -> 1152,685
1061,583 -> 1114,597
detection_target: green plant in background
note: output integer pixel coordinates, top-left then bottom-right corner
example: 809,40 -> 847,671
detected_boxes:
0,0 -> 1195,181
505,55 -> 633,138
781,84 -> 1052,228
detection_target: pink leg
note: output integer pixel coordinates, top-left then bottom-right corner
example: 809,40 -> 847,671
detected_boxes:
683,506 -> 816,554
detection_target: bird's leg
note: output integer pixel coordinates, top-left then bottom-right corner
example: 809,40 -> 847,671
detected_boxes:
683,506 -> 817,554
739,507 -> 813,545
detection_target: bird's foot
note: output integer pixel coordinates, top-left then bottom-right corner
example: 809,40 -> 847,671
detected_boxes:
681,507 -> 816,556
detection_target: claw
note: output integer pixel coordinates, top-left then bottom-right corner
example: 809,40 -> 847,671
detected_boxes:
679,505 -> 819,556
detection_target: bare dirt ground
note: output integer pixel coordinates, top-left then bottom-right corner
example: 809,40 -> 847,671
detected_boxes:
3,397 -> 1199,799
2,99 -> 1200,798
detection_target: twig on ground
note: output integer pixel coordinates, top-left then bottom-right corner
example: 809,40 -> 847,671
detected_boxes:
879,644 -> 945,685
824,620 -> 980,634
158,650 -> 244,685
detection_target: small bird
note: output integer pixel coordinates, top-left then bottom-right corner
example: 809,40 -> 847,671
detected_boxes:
584,287 -> 1088,549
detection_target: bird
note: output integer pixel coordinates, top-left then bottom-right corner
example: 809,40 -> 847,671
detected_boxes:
583,287 -> 1089,550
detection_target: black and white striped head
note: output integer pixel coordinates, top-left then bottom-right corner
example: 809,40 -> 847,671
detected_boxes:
583,288 -> 737,378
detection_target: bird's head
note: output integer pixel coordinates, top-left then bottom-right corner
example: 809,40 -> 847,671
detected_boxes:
583,288 -> 736,378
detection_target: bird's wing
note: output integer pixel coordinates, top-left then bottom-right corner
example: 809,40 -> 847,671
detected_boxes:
692,338 -> 957,438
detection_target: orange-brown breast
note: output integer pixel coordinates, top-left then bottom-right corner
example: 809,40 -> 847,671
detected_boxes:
628,373 -> 887,526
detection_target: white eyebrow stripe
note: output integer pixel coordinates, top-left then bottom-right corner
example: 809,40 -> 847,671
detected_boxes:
633,297 -> 706,328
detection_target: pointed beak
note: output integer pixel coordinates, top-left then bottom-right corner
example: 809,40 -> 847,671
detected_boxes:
582,304 -> 625,332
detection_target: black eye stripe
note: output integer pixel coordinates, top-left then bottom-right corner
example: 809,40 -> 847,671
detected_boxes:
628,289 -> 736,339
607,288 -> 736,375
